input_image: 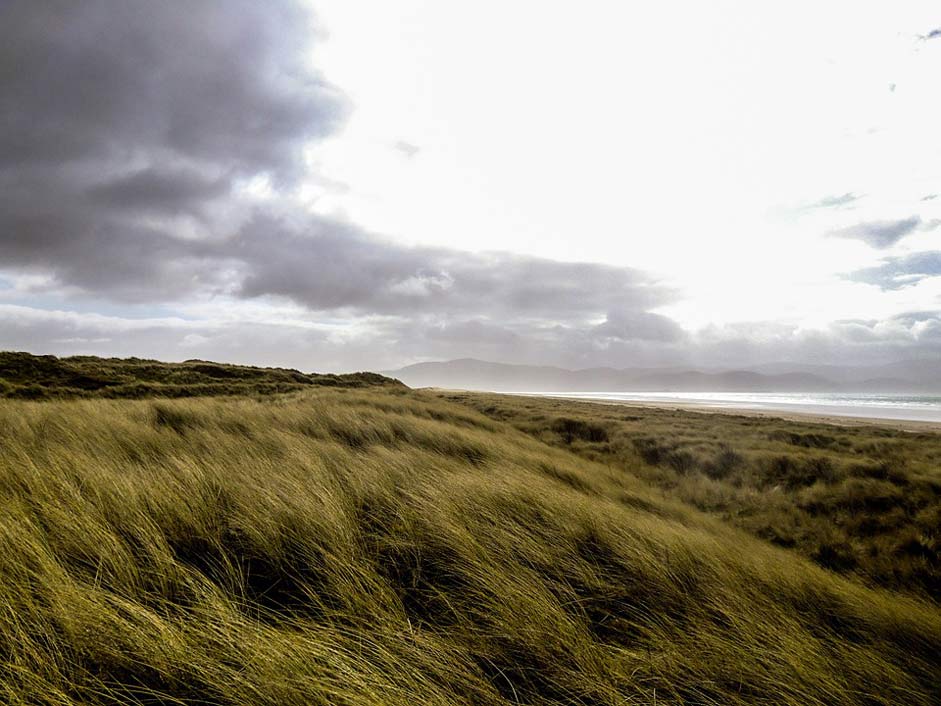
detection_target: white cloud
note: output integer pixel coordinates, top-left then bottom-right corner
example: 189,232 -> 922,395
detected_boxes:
309,0 -> 941,332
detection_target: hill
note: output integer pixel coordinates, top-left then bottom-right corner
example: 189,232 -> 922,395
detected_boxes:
0,351 -> 401,399
0,387 -> 939,704
384,358 -> 934,392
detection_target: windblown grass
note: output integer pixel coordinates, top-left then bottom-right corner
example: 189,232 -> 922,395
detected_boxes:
1,388 -> 939,704
445,391 -> 941,601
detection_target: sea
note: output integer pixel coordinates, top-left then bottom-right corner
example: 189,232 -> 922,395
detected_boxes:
520,392 -> 941,423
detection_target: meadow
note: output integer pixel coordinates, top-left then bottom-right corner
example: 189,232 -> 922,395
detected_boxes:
1,381 -> 940,704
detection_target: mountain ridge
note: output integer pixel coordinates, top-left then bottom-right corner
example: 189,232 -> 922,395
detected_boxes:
384,357 -> 940,393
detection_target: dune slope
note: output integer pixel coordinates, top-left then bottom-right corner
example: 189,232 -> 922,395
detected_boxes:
1,388 -> 939,705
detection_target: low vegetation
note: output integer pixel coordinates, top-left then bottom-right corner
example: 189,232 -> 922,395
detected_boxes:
1,385 -> 940,704
446,392 -> 941,601
0,351 -> 400,399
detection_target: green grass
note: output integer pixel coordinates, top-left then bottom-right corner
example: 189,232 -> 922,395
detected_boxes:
2,387 -> 940,704
0,351 -> 401,400
444,391 -> 941,601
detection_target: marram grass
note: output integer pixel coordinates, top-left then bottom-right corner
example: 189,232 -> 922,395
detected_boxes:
0,389 -> 939,704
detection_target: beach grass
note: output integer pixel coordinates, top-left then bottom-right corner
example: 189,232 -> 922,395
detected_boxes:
443,391 -> 941,601
1,386 -> 940,704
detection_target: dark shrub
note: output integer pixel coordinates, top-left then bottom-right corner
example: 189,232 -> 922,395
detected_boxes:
848,462 -> 909,486
769,431 -> 838,449
703,445 -> 744,480
632,437 -> 666,465
10,383 -> 48,400
813,541 -> 857,572
631,437 -> 699,474
764,455 -> 836,489
667,450 -> 697,474
551,418 -> 608,444
803,456 -> 838,484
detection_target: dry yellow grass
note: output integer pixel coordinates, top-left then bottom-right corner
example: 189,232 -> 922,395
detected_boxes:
446,391 -> 941,601
1,388 -> 939,704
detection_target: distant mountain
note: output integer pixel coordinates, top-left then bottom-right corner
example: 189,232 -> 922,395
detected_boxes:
750,359 -> 941,386
384,358 -> 937,393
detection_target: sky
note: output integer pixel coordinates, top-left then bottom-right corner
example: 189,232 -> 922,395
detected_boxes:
1,1 -> 940,372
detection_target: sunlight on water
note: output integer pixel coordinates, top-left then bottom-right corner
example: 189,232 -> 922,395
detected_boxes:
521,392 -> 941,422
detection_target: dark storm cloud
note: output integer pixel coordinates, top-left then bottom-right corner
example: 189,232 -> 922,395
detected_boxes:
807,192 -> 860,209
88,168 -> 231,213
0,0 -> 346,299
0,1 -> 342,179
0,0 -> 673,334
846,251 -> 941,290
829,216 -> 921,248
231,215 -> 672,319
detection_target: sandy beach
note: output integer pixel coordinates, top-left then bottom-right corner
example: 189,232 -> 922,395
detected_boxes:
513,393 -> 941,433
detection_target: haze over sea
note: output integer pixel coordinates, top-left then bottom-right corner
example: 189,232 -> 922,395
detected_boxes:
523,392 -> 941,423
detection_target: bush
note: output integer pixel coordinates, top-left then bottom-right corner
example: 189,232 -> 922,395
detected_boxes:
703,445 -> 744,479
770,430 -> 839,449
550,417 -> 608,444
813,541 -> 857,572
763,454 -> 836,489
10,383 -> 48,400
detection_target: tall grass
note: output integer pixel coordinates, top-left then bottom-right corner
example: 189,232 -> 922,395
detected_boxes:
1,389 -> 939,704
449,391 -> 941,601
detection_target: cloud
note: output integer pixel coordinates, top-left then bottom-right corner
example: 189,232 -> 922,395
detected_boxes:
0,1 -> 672,335
230,214 -> 674,321
829,216 -> 921,248
807,192 -> 860,209
0,0 -> 346,300
425,320 -> 520,345
6,302 -> 940,373
3,2 -> 937,374
922,194 -> 938,201
393,141 -> 421,159
591,310 -> 685,343
919,28 -> 941,41
846,251 -> 941,290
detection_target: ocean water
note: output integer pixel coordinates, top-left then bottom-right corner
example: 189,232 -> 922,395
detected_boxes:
521,391 -> 941,423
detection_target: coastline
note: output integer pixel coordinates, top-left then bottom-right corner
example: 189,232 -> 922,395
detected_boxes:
559,396 -> 941,432
500,392 -> 941,433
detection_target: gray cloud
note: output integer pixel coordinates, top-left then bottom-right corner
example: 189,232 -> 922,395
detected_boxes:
0,0 -> 346,300
3,2 -> 936,373
0,1 -> 343,180
921,194 -> 938,201
920,28 -> 941,40
88,167 -> 231,214
846,251 -> 941,290
0,1 -> 673,336
394,141 -> 421,159
231,215 -> 672,319
807,192 -> 860,209
425,320 -> 520,345
4,304 -> 940,373
591,310 -> 685,343
829,216 -> 921,248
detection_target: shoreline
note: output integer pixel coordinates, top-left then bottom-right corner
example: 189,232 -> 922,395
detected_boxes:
500,392 -> 941,433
